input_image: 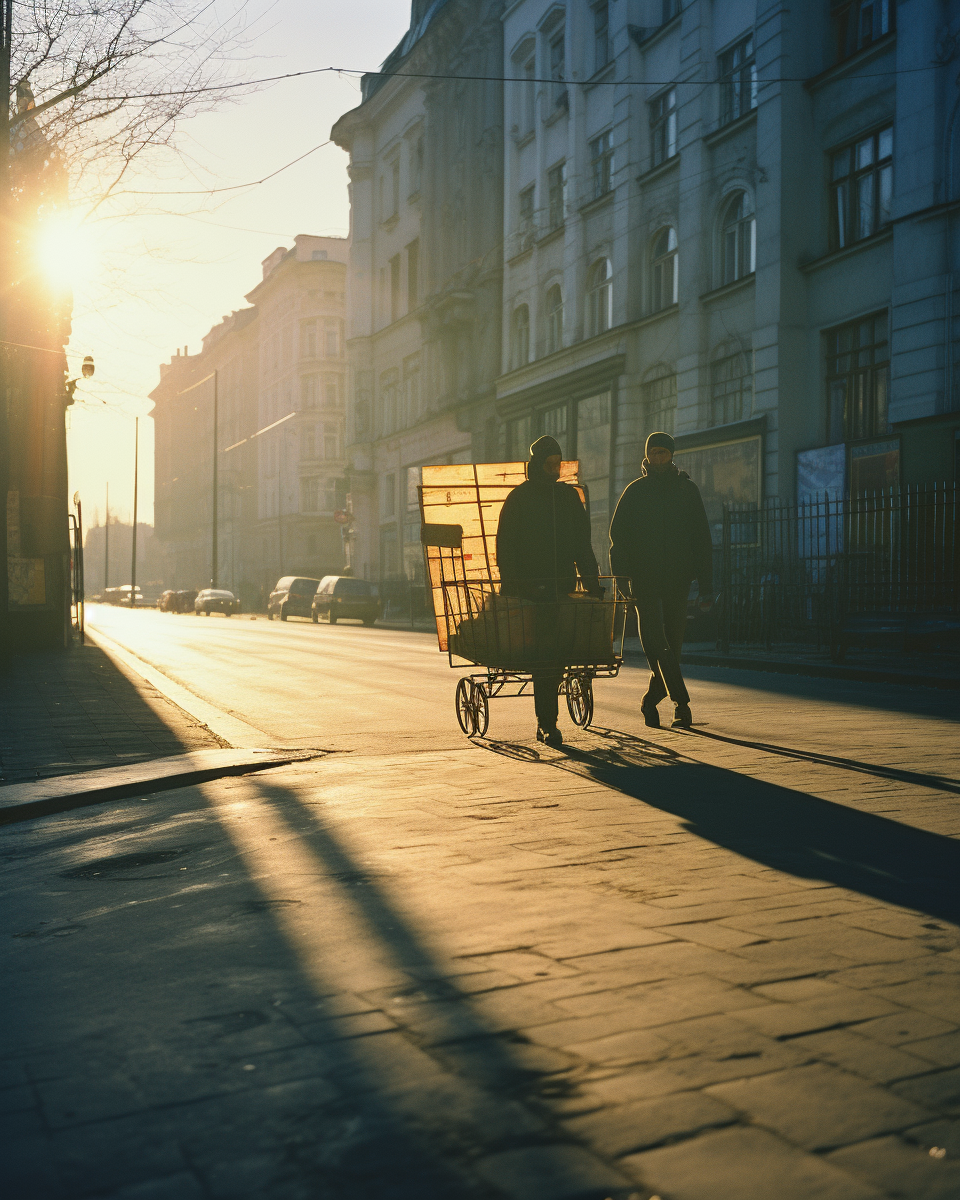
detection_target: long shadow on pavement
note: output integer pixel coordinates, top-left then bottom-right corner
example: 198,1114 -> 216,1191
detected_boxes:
487,729 -> 960,926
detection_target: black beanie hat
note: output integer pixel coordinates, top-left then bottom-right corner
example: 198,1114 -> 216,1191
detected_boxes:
529,434 -> 562,460
645,431 -> 675,457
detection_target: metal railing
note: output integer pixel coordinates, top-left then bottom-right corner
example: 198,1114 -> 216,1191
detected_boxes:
718,483 -> 959,656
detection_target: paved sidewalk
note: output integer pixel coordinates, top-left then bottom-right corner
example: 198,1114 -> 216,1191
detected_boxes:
3,706 -> 959,1199
0,642 -> 225,785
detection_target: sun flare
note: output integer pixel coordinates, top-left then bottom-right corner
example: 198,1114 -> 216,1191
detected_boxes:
36,217 -> 100,290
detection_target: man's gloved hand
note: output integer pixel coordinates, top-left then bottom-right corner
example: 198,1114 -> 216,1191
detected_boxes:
698,592 -> 714,613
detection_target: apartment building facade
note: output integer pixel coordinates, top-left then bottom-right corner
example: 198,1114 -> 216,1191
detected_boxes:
151,235 -> 349,606
331,0 -> 504,582
497,0 -> 960,569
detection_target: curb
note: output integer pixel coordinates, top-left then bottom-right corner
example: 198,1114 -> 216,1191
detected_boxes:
0,748 -> 319,826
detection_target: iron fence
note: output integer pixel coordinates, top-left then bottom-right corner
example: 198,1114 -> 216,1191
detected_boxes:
718,483 -> 959,657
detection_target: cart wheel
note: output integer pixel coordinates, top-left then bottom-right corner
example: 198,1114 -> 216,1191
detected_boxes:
455,678 -> 475,735
472,683 -> 489,737
566,675 -> 594,728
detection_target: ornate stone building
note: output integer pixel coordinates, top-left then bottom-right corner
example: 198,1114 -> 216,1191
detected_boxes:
331,0 -> 504,582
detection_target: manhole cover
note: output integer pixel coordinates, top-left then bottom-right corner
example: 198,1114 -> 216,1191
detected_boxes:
61,848 -> 194,879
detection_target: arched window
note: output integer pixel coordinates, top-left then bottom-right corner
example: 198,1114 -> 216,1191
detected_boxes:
586,258 -> 612,337
651,227 -> 678,311
511,305 -> 530,369
720,191 -> 756,285
545,285 -> 564,355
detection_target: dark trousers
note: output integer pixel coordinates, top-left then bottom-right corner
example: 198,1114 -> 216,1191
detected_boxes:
532,601 -> 562,729
636,589 -> 689,706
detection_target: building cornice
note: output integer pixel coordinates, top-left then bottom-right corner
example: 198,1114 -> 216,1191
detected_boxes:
798,227 -> 892,275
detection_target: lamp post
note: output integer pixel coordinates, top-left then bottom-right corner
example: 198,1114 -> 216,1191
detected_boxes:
129,416 -> 138,606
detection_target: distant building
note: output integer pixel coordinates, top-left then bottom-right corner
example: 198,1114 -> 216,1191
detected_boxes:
151,235 -> 349,607
331,0 -> 504,582
83,521 -> 166,600
497,0 -> 960,564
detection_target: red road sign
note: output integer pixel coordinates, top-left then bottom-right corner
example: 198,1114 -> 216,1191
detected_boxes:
334,509 -> 351,525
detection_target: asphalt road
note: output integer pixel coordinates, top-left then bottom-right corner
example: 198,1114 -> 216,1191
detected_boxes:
85,603 -> 957,773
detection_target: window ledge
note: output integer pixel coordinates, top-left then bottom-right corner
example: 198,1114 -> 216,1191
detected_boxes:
636,302 -> 678,329
700,273 -> 755,303
380,214 -> 399,232
406,190 -> 421,204
544,97 -> 569,127
703,107 -> 757,148
798,226 -> 892,274
536,224 -> 565,248
637,154 -> 679,186
628,15 -> 681,55
805,32 -> 897,93
585,61 -> 616,91
579,190 -> 615,216
506,245 -> 534,267
514,129 -> 535,150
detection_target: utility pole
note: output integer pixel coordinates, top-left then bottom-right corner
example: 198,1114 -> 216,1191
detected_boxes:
104,482 -> 109,591
211,371 -> 218,588
129,417 -> 138,606
0,0 -> 13,664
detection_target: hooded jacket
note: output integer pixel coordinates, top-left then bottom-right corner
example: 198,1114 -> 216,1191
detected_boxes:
609,461 -> 713,596
497,460 -> 600,600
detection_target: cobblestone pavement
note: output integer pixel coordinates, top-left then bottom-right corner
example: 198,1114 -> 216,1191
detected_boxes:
0,642 -> 225,785
3,670 -> 959,1199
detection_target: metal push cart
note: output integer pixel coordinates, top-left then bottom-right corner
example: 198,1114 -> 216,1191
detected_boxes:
419,462 -> 629,738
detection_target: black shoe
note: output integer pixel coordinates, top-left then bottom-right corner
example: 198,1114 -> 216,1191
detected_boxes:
537,725 -> 564,748
671,704 -> 692,729
640,701 -> 661,729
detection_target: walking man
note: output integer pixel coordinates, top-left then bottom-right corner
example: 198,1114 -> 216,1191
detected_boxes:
609,432 -> 713,729
497,435 -> 601,747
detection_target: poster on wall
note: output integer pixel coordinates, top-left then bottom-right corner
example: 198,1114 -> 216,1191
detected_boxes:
674,435 -> 762,542
849,438 -> 900,494
796,443 -> 845,500
796,444 -> 846,561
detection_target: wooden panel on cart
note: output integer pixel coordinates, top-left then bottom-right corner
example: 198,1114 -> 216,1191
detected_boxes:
418,461 -> 584,652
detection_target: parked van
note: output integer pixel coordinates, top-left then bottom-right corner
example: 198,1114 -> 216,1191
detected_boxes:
267,576 -> 322,621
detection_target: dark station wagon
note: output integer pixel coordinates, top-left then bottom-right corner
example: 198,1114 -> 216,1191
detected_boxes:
311,576 -> 381,626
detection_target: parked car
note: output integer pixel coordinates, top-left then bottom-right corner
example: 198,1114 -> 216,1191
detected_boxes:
268,576 -> 322,621
174,589 -> 198,613
195,588 -> 240,616
103,584 -> 143,606
158,590 -> 178,612
311,576 -> 381,626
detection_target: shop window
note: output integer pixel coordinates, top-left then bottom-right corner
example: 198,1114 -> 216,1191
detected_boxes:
826,311 -> 889,443
830,126 -> 892,250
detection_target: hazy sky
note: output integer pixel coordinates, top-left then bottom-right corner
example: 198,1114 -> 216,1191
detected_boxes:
65,0 -> 412,529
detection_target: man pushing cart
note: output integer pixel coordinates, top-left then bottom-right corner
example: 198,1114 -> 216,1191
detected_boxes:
419,439 -> 629,744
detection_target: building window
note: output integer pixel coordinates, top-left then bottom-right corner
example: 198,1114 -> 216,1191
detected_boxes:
516,48 -> 536,136
833,0 -> 893,63
711,352 -> 753,426
324,318 -> 341,357
301,374 -> 319,409
650,88 -> 677,168
301,424 -> 317,460
406,239 -> 419,308
651,227 -> 678,311
381,473 -> 396,518
322,420 -> 340,460
389,254 -> 401,323
719,35 -> 757,127
403,354 -> 421,424
589,130 -> 615,200
586,258 -> 613,337
507,413 -> 532,460
380,370 -> 399,435
518,185 -> 535,251
548,22 -> 566,110
662,0 -> 680,21
300,321 -> 318,358
300,477 -> 320,513
826,312 -> 889,443
547,162 -> 567,230
511,305 -> 530,369
391,159 -> 400,215
545,284 -> 563,355
720,191 -> 756,285
830,126 -> 893,250
324,376 -> 340,408
410,135 -> 423,196
642,368 -> 677,436
593,0 -> 610,73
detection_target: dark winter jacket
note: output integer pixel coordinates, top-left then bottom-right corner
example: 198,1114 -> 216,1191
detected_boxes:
609,462 -> 713,597
497,475 -> 600,601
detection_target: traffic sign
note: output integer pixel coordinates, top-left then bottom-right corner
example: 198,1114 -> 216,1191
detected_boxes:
333,509 -> 351,525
